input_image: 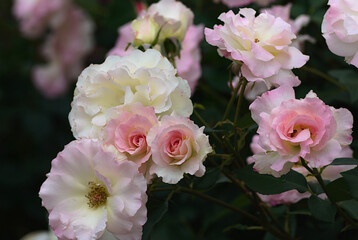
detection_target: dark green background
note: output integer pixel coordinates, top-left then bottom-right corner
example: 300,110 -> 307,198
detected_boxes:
1,0 -> 358,239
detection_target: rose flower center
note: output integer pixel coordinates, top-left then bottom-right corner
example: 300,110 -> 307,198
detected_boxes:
86,181 -> 108,208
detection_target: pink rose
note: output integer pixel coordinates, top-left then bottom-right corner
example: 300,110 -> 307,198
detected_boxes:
39,139 -> 147,240
258,190 -> 310,207
249,86 -> 353,177
322,0 -> 358,67
108,24 -> 204,94
147,116 -> 212,184
101,103 -> 158,179
205,9 -> 308,87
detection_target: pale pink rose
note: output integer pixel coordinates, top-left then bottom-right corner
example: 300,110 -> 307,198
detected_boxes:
69,49 -> 193,139
205,9 -> 308,87
13,0 -> 68,38
108,24 -> 203,94
322,0 -> 358,67
215,0 -> 274,8
147,116 -> 212,184
101,103 -> 158,177
249,86 -> 353,177
39,139 -> 147,240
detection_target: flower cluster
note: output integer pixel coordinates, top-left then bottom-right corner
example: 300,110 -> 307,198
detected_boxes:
13,0 -> 94,98
40,1 -> 212,239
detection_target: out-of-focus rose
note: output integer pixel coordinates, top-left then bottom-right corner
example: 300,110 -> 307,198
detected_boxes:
108,24 -> 204,94
146,0 -> 194,42
147,116 -> 212,184
205,9 -> 308,87
132,15 -> 160,47
69,49 -> 193,139
249,86 -> 353,177
101,103 -> 158,174
39,139 -> 147,240
32,63 -> 68,98
13,0 -> 68,38
107,23 -> 134,57
215,0 -> 274,8
322,0 -> 358,67
258,190 -> 310,207
33,6 -> 94,98
175,25 -> 204,92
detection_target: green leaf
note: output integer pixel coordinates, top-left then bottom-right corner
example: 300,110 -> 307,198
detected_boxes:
308,195 -> 336,223
142,198 -> 169,240
308,182 -> 324,195
194,168 -> 220,189
341,166 -> 358,200
340,199 -> 358,220
329,70 -> 358,102
235,165 -> 309,195
330,158 -> 358,165
326,178 -> 352,202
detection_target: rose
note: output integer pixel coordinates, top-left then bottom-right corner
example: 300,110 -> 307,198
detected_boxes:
39,139 -> 147,240
322,0 -> 358,67
101,103 -> 158,181
108,23 -> 204,94
147,116 -> 212,184
205,8 -> 308,87
69,49 -> 193,139
147,0 -> 194,42
249,86 -> 353,177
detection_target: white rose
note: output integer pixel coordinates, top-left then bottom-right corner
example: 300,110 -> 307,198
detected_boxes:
69,49 -> 193,139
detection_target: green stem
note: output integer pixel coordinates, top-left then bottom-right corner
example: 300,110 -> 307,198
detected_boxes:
193,109 -> 222,146
233,78 -> 248,166
222,78 -> 242,121
301,66 -> 347,91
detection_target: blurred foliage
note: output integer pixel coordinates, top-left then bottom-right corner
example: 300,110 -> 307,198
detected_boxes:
2,0 -> 358,239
